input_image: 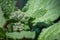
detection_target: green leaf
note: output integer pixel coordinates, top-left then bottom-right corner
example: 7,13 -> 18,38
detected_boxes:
24,25 -> 30,30
6,31 -> 35,39
38,21 -> 60,40
0,7 -> 6,28
33,0 -> 60,24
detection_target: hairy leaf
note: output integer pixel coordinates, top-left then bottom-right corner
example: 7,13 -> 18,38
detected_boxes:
6,31 -> 35,39
38,21 -> 60,40
33,0 -> 60,24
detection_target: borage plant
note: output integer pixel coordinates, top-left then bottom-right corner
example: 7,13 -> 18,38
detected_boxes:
0,0 -> 60,40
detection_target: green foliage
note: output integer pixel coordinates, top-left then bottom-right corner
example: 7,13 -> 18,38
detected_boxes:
0,0 -> 16,19
38,21 -> 60,40
33,0 -> 60,24
6,31 -> 35,39
0,7 -> 6,28
0,28 -> 6,39
0,0 -> 60,40
23,0 -> 60,25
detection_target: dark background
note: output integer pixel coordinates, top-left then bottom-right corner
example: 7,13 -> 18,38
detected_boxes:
16,0 -> 28,10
